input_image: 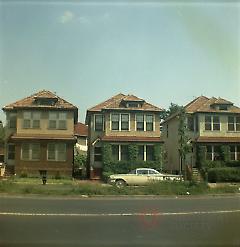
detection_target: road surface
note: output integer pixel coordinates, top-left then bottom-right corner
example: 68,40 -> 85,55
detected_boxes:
0,195 -> 239,246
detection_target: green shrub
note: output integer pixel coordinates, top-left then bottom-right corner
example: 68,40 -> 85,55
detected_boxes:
128,144 -> 138,162
225,161 -> 240,168
208,167 -> 240,183
204,161 -> 224,169
74,154 -> 87,167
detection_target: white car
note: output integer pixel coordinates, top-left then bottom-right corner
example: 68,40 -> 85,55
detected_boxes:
109,168 -> 183,187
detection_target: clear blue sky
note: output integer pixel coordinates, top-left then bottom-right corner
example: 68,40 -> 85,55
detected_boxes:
0,0 -> 239,122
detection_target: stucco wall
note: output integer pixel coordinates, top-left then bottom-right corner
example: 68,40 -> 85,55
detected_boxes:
199,113 -> 240,137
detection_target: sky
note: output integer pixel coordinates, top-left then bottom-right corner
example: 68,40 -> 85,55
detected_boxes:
0,0 -> 239,123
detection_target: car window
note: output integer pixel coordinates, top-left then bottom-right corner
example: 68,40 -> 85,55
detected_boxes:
149,170 -> 159,175
129,169 -> 136,174
137,169 -> 148,175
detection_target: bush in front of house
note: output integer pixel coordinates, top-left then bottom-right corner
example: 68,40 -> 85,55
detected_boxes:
73,154 -> 87,178
102,143 -> 165,181
208,167 -> 240,183
224,161 -> 240,168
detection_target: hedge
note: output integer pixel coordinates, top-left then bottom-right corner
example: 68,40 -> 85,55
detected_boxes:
208,167 -> 240,183
224,161 -> 240,168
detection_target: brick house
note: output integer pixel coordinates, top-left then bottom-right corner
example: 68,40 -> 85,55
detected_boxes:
85,93 -> 164,179
2,90 -> 78,177
162,96 -> 240,174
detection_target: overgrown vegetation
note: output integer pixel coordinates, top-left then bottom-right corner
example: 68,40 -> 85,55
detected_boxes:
195,144 -> 240,182
102,143 -> 165,181
73,154 -> 87,178
208,167 -> 240,183
0,179 -> 238,196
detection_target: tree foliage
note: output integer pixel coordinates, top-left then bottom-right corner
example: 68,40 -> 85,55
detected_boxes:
74,154 -> 87,168
160,103 -> 183,121
128,144 -> 138,162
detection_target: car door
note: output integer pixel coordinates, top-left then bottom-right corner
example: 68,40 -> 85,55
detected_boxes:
147,169 -> 163,183
135,169 -> 149,185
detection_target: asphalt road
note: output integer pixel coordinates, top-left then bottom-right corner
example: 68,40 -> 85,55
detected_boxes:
0,195 -> 240,247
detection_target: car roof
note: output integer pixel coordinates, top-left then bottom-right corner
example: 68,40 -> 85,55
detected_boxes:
136,168 -> 157,171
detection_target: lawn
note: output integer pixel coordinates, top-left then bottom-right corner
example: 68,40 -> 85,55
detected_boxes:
0,178 -> 239,196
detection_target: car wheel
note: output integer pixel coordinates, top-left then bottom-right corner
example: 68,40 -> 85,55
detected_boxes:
115,179 -> 126,188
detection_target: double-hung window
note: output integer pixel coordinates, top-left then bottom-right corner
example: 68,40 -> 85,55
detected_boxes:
94,114 -> 104,131
8,113 -> 17,129
146,115 -> 154,131
230,145 -> 240,160
213,116 -> 220,130
121,114 -> 129,131
94,147 -> 102,161
21,143 -> 40,161
136,114 -> 144,131
228,116 -> 240,131
146,145 -> 154,161
23,111 -> 40,129
205,116 -> 220,131
187,116 -> 194,131
205,116 -> 212,131
111,113 -> 129,131
111,114 -> 119,130
49,112 -> 67,130
47,143 -> 66,161
136,114 -> 154,131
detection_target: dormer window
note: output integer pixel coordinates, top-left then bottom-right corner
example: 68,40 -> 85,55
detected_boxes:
34,96 -> 58,106
126,102 -> 139,108
219,105 -> 228,111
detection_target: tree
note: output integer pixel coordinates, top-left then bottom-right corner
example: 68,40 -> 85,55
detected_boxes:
154,144 -> 164,171
160,103 -> 183,121
178,107 -> 191,177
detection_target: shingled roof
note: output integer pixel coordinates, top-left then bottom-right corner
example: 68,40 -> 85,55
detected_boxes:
163,96 -> 240,123
74,122 -> 88,137
185,96 -> 240,114
87,93 -> 163,112
2,90 -> 78,111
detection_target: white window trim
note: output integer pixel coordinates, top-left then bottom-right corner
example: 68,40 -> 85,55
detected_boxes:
228,116 -> 240,132
135,114 -> 155,132
110,113 -> 130,131
23,111 -> 41,129
47,143 -> 67,162
230,145 -> 239,160
205,115 -> 221,131
48,111 -> 67,130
